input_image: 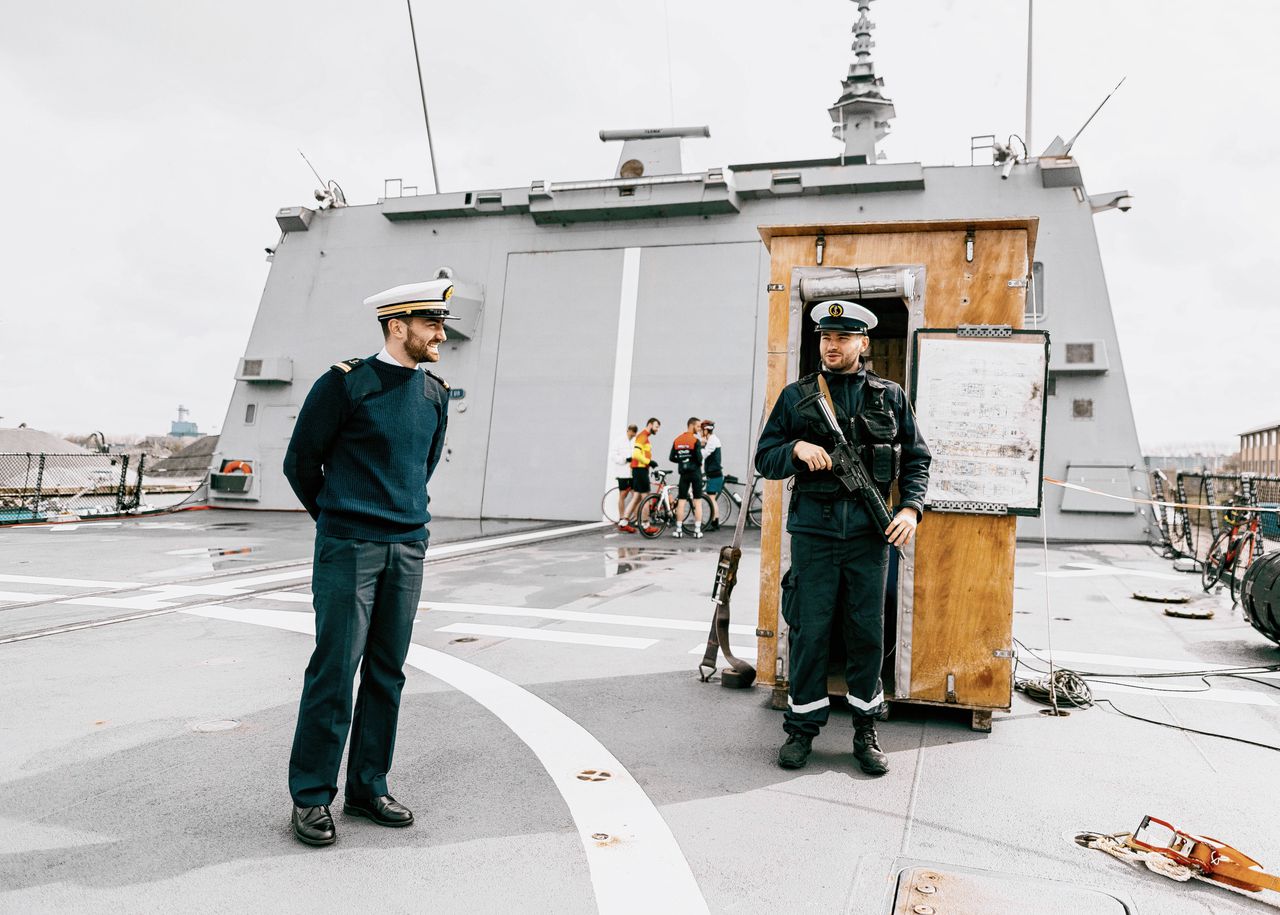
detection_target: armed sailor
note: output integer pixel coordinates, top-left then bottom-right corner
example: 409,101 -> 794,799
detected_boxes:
282,272 -> 454,845
754,300 -> 931,775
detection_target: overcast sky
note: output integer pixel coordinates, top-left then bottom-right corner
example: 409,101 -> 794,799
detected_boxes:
2,0 -> 1276,450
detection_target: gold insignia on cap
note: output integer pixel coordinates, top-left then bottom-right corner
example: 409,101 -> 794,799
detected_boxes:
828,303 -> 844,317
444,286 -> 454,301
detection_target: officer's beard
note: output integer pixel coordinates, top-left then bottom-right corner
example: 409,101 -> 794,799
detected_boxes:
821,347 -> 863,374
404,328 -> 442,363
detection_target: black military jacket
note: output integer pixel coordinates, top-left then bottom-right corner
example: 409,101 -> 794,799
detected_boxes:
754,365 -> 931,540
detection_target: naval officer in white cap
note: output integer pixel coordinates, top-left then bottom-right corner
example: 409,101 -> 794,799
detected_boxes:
283,270 -> 456,846
754,299 -> 931,776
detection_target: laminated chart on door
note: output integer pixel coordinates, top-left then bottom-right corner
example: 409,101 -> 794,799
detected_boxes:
912,334 -> 1047,512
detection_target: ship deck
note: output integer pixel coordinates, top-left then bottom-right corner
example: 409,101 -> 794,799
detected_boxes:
1,510 -> 1277,914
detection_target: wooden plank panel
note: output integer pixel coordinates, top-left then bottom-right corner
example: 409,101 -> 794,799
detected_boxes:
756,235 -> 812,687
819,228 -> 1030,330
759,218 -> 1038,256
909,513 -> 1016,707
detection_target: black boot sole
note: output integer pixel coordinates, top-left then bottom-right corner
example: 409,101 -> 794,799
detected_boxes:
342,803 -> 414,827
778,757 -> 809,770
292,826 -> 336,846
854,754 -> 889,776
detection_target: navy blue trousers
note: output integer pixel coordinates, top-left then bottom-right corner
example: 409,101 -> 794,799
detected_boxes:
288,534 -> 426,806
781,531 -> 889,736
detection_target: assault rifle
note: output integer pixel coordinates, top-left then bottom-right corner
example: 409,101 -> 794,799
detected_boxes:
795,383 -> 895,542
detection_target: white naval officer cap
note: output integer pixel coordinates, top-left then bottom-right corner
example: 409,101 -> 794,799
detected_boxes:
364,267 -> 461,322
809,300 -> 878,333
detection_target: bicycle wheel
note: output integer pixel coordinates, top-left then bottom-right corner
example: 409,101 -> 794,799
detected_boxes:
711,489 -> 735,526
601,486 -> 621,523
682,496 -> 715,533
1229,532 -> 1257,605
638,495 -> 667,538
1201,531 -> 1230,591
746,488 -> 764,528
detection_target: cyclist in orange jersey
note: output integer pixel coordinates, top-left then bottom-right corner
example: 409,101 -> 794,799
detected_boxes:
620,417 -> 661,534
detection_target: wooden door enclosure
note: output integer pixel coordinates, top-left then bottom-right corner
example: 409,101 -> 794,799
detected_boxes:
756,219 -> 1039,731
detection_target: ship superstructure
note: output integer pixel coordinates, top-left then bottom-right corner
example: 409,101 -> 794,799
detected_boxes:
211,3 -> 1147,542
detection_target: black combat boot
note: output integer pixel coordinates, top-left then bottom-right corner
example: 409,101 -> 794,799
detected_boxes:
853,720 -> 889,776
777,732 -> 813,769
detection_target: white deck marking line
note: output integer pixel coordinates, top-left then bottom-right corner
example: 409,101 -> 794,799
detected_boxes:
421,600 -> 756,636
0,591 -> 68,602
686,643 -> 758,661
426,522 -> 608,558
436,622 -> 658,650
262,593 -> 757,638
215,569 -> 313,588
1024,648 -> 1280,678
0,573 -> 142,589
62,595 -> 179,611
1036,562 -> 1185,581
183,604 -> 709,915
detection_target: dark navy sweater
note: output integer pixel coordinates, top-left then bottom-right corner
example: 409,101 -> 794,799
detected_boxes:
283,357 -> 449,542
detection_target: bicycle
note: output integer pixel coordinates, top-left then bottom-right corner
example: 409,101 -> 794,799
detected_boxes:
601,483 -> 626,523
637,469 -> 713,539
1201,497 -> 1261,605
717,474 -> 764,529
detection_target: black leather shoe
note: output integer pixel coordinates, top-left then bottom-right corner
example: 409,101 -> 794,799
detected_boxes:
343,794 -> 414,827
292,804 -> 336,846
853,721 -> 889,776
777,732 -> 813,769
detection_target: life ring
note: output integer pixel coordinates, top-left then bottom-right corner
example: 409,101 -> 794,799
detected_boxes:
221,460 -> 253,474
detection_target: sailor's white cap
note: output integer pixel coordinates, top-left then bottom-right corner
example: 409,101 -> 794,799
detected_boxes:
809,299 -> 877,333
364,268 -> 460,322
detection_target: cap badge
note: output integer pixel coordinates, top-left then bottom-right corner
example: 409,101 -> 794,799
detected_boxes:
828,303 -> 844,317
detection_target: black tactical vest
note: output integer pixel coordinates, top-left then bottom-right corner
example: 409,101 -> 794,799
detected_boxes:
792,370 -> 901,500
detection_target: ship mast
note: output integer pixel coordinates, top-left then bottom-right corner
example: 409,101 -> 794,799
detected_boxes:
828,0 -> 896,163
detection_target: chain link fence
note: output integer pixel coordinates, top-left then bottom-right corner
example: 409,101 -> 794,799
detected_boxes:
0,452 -> 152,523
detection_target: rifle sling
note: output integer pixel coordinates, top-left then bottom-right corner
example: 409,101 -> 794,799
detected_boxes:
698,406 -> 766,688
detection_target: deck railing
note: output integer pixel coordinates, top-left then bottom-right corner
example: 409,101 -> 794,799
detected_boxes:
1150,469 -> 1279,560
0,452 -> 150,522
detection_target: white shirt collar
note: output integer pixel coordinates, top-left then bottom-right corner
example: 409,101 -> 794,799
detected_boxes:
376,346 -> 422,370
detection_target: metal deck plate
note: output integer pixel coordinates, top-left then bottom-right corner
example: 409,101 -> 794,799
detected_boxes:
891,866 -> 1131,914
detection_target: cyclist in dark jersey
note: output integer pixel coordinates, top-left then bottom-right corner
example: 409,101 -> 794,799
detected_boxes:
701,419 -> 724,531
669,417 -> 705,539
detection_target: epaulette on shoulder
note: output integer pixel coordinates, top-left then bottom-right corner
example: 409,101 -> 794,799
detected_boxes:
424,369 -> 450,391
331,357 -> 364,374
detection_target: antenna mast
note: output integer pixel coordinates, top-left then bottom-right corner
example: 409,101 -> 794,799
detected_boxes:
406,0 -> 441,194
1065,77 -> 1126,154
1024,0 -> 1033,153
